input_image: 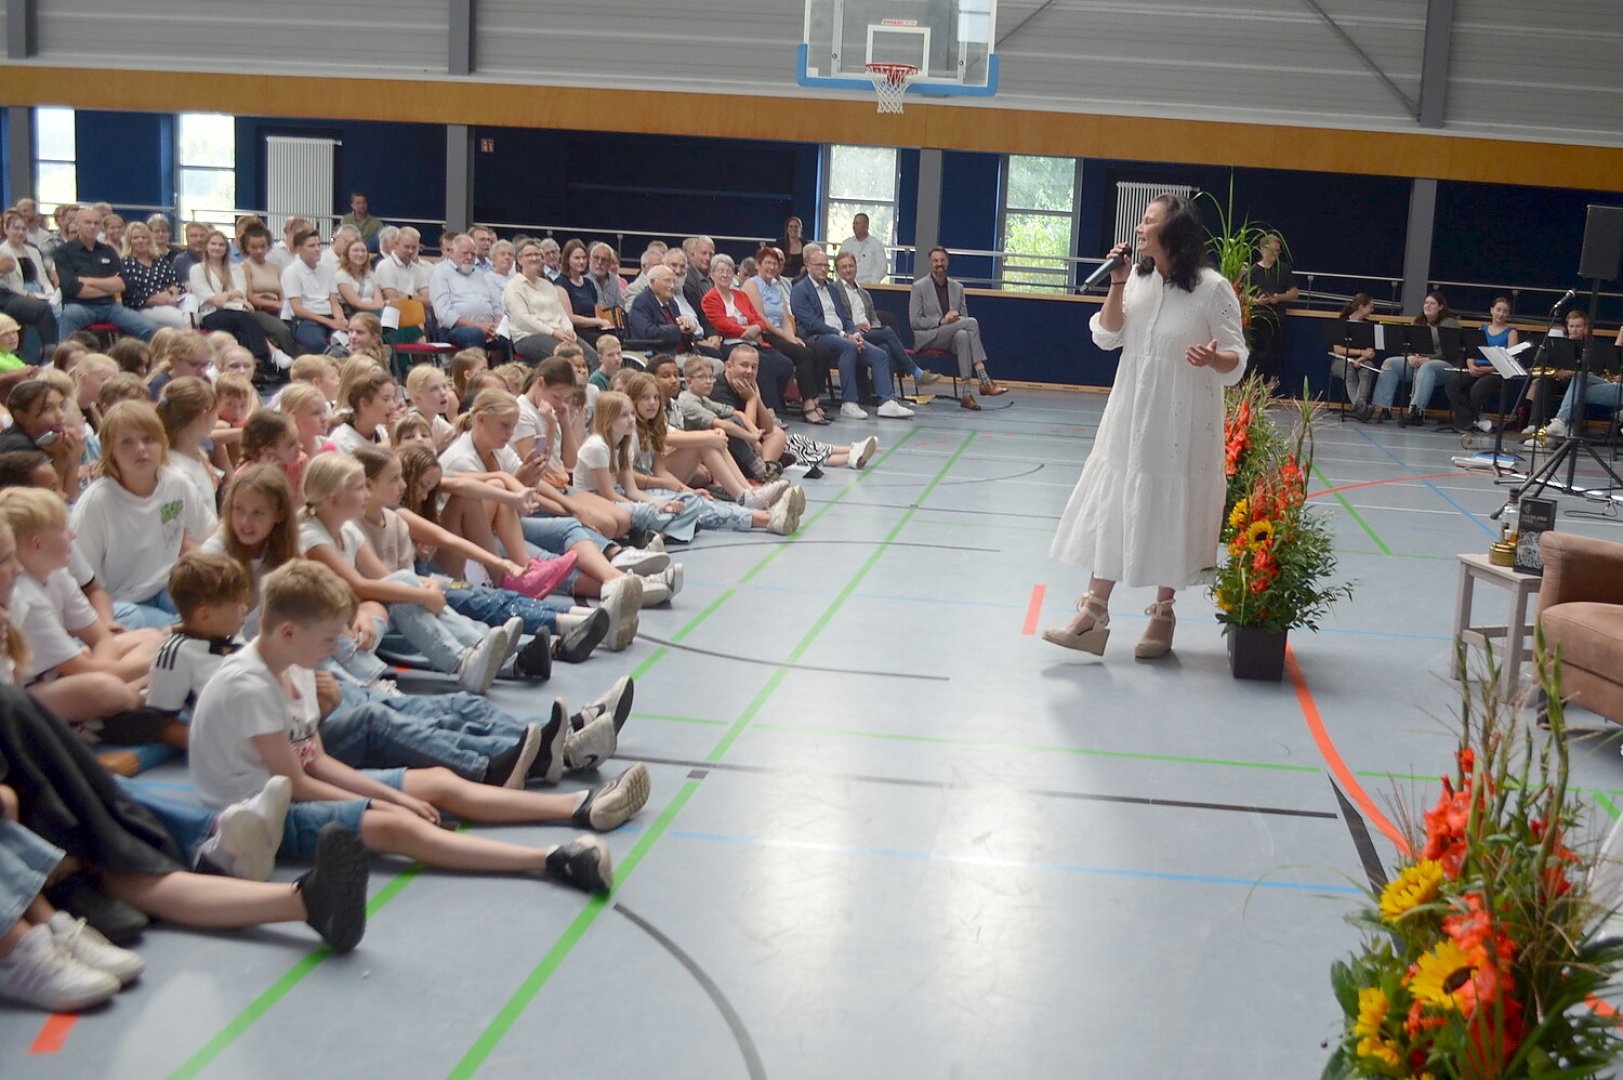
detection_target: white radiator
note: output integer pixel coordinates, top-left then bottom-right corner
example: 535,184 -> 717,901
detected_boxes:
265,136 -> 340,239
1113,182 -> 1195,248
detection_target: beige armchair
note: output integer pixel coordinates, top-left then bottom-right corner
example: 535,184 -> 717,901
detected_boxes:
1537,531 -> 1623,726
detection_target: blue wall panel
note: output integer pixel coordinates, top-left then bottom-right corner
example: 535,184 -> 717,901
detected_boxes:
233,115 -> 445,228
76,110 -> 172,216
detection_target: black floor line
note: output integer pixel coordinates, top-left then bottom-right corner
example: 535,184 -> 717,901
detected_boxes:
817,500 -> 1064,521
634,636 -> 953,682
613,902 -> 768,1080
1329,779 -> 1390,890
620,753 -> 1341,820
665,538 -> 1000,554
859,463 -> 1049,488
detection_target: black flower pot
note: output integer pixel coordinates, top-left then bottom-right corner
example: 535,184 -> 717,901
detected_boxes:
1226,625 -> 1287,682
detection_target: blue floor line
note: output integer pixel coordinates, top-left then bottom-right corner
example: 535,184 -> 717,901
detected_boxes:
667,829 -> 1363,895
1353,427 -> 1500,538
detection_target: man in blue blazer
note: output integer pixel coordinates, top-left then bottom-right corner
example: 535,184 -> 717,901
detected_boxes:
626,265 -> 692,353
790,244 -> 912,420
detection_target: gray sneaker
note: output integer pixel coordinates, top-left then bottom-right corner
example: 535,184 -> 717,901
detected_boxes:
563,713 -> 619,773
571,763 -> 651,831
599,575 -> 643,652
456,628 -> 508,694
575,675 -> 634,734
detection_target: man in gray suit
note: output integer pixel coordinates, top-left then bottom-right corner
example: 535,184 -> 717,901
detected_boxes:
835,251 -> 940,393
909,247 -> 1006,411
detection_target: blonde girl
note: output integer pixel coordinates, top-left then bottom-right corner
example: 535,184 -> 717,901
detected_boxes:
155,376 -> 221,525
276,382 -> 335,458
329,367 -> 397,454
449,347 -> 487,403
514,364 -> 631,540
344,312 -> 387,365
405,364 -> 457,450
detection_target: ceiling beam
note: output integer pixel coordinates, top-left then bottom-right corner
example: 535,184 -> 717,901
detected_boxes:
1299,0 -> 1418,121
1417,0 -> 1454,129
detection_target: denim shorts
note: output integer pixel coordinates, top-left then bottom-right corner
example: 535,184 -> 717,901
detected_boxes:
279,768 -> 405,858
1,820 -> 64,935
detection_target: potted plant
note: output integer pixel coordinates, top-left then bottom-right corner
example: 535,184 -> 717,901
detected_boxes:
1323,642 -> 1623,1079
1211,391 -> 1352,680
1199,173 -> 1287,344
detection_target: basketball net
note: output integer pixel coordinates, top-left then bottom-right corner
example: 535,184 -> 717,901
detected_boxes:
865,63 -> 918,114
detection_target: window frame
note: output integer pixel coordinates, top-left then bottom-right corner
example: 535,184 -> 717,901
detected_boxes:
821,143 -> 900,279
176,112 -> 238,229
997,154 -> 1083,294
33,107 -> 77,214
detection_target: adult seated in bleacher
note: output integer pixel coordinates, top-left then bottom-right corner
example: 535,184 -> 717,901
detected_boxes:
909,247 -> 1005,411
41,204 -> 76,263
488,240 -> 517,291
340,191 -> 383,252
776,217 -> 807,279
556,240 -> 617,349
620,247 -> 663,311
627,266 -> 696,355
187,229 -> 292,375
470,225 -> 497,273
236,224 -> 298,360
430,233 -> 505,352
838,213 -> 888,283
1370,290 -> 1460,427
503,239 -> 596,365
101,214 -> 126,254
701,254 -> 797,414
280,229 -> 348,355
265,216 -> 309,271
665,247 -> 717,344
335,236 -> 387,318
835,250 -> 940,390
146,215 -> 176,260
55,206 -> 160,342
118,223 -> 190,330
374,225 -> 399,267
14,198 -> 52,249
0,209 -> 59,355
169,221 -> 208,284
537,236 -> 563,282
323,225 -> 360,271
374,226 -> 433,306
587,242 -> 623,313
793,245 -> 911,420
681,236 -> 715,299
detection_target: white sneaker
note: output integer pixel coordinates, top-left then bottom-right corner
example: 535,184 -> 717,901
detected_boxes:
562,712 -> 619,772
1545,417 -> 1569,439
599,575 -> 644,652
610,546 -> 670,576
637,564 -> 683,607
767,485 -> 807,535
1475,419 -> 1493,433
196,775 -> 292,881
0,924 -> 121,1012
876,399 -> 914,419
271,348 -> 294,371
643,533 -> 666,554
848,436 -> 878,470
47,912 -> 145,986
499,616 -> 526,663
740,479 -> 789,509
839,402 -> 867,420
456,630 -> 507,694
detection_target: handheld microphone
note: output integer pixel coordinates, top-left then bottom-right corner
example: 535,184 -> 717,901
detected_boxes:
1082,246 -> 1132,292
1550,288 -> 1577,312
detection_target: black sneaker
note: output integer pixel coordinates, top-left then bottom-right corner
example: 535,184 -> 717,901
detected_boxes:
485,723 -> 542,788
512,626 -> 553,681
296,824 -> 370,954
526,700 -> 571,784
45,875 -> 149,946
545,836 -> 613,893
553,608 -> 609,664
571,763 -> 651,830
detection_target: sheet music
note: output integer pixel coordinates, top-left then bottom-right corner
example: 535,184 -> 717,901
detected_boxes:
1327,351 -> 1379,371
1479,346 -> 1527,379
1373,324 -> 1387,351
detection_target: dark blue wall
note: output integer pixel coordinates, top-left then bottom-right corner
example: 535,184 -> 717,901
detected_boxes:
78,110 -> 173,214
233,115 -> 447,228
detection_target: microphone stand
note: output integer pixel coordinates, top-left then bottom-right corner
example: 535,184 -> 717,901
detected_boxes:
1494,279 -> 1623,518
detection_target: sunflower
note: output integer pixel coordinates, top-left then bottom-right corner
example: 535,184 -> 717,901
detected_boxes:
1228,498 -> 1250,530
1406,939 -> 1476,1012
1380,859 -> 1445,922
1245,519 -> 1275,548
1353,987 -> 1402,1067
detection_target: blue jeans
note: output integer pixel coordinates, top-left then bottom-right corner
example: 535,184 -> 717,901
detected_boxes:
1,820 -> 64,933
862,324 -> 915,381
441,325 -> 488,350
321,684 -> 526,782
279,769 -> 405,858
445,582 -> 563,634
59,302 -> 160,341
379,570 -> 495,674
809,333 -> 864,405
641,487 -> 754,540
288,317 -> 333,354
112,589 -> 178,630
117,777 -> 214,865
1373,356 -> 1449,410
1555,377 -> 1623,423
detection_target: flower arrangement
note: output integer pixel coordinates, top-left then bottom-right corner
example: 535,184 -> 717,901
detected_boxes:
1213,387 -> 1352,634
1324,645 -> 1623,1080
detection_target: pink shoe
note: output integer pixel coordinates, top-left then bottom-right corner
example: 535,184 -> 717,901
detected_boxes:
503,553 -> 577,598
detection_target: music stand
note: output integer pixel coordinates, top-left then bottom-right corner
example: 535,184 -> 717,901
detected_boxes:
1497,287 -> 1623,515
1322,321 -> 1378,419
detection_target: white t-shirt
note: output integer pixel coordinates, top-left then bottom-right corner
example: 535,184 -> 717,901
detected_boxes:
512,396 -> 554,459
280,259 -> 338,319
148,631 -> 244,715
335,268 -> 376,303
375,254 -> 432,299
438,430 -> 521,478
298,516 -> 367,569
189,642 -> 324,809
10,568 -> 97,678
169,454 -> 220,530
329,422 -> 381,456
571,433 -> 617,495
70,467 -> 213,603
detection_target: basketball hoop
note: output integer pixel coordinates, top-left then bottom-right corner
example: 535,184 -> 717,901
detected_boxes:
864,62 -> 918,114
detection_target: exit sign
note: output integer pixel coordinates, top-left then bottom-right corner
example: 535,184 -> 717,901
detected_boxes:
479,138 -> 495,153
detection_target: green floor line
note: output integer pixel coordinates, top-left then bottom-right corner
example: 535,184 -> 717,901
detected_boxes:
442,779 -> 701,1080
1595,791 -> 1620,821
443,430 -> 971,1077
627,711 -> 729,727
1312,464 -> 1392,556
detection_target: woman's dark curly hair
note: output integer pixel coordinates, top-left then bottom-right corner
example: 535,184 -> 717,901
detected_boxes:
1134,193 -> 1207,293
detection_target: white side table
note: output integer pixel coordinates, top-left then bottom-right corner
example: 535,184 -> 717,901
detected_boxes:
1453,553 -> 1542,698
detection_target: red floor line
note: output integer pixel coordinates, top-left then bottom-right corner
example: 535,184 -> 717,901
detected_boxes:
1285,645 -> 1413,857
1307,472 -> 1460,500
1021,584 -> 1046,636
30,1013 -> 77,1054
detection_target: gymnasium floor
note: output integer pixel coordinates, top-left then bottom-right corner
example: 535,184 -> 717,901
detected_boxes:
5,387 -> 1621,1079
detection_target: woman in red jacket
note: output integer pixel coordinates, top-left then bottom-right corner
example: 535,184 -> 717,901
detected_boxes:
702,254 -> 825,423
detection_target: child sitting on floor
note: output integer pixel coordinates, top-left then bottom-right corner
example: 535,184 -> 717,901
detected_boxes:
188,558 -> 649,892
155,376 -> 222,527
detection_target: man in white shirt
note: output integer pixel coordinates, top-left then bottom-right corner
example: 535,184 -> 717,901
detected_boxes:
281,229 -> 348,353
374,226 -> 433,305
470,226 -> 497,273
790,244 -> 911,420
322,224 -> 361,270
266,217 -> 311,270
374,225 -> 399,267
537,237 -> 562,281
430,233 -> 504,350
620,248 -> 664,311
834,250 -> 938,388
15,198 -> 53,249
838,213 -> 888,283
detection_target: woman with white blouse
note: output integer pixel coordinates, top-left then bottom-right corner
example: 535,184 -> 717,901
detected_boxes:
187,230 -> 290,374
503,239 -> 597,364
334,238 -> 385,317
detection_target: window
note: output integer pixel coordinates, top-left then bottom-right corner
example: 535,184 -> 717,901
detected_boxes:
1000,154 -> 1080,293
34,107 -> 77,213
177,113 -> 237,227
823,145 -> 898,278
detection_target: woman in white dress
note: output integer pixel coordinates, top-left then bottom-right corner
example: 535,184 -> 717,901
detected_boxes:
1044,194 -> 1247,660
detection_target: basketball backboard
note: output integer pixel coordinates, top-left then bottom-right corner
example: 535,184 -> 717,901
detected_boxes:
799,0 -> 999,98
